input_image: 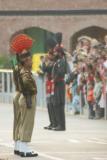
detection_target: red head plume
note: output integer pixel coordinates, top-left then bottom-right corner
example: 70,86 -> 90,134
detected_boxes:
10,34 -> 33,54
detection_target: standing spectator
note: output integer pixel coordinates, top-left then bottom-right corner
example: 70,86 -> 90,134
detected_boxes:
70,65 -> 80,114
77,36 -> 91,54
78,65 -> 86,113
94,71 -> 103,119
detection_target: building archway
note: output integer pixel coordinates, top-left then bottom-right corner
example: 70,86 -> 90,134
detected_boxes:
70,26 -> 107,52
10,27 -> 56,71
10,26 -> 55,54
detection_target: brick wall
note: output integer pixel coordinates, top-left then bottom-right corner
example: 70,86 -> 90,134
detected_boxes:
0,14 -> 107,55
0,0 -> 107,55
0,0 -> 107,10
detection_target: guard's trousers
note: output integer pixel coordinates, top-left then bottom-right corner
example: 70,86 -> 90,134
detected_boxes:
47,96 -> 57,127
19,94 -> 36,142
54,104 -> 65,129
13,91 -> 21,141
53,81 -> 66,129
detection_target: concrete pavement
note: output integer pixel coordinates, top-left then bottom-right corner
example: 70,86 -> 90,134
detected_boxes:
0,103 -> 107,160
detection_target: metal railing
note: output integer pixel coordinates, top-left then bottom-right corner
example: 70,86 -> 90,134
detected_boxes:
0,69 -> 107,120
0,69 -> 14,103
0,69 -> 46,107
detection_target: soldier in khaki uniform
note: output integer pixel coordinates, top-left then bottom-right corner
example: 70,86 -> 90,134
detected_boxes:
10,34 -> 38,157
13,63 -> 21,154
18,51 -> 38,157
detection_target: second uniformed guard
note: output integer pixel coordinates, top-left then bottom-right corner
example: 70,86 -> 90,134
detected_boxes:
52,45 -> 67,131
42,38 -> 57,130
42,50 -> 57,130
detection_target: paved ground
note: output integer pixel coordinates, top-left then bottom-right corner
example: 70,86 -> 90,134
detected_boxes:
0,103 -> 107,160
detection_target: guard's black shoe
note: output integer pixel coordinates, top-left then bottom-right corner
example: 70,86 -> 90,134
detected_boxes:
44,125 -> 52,129
20,152 -> 38,157
53,126 -> 65,131
14,150 -> 20,155
48,125 -> 57,130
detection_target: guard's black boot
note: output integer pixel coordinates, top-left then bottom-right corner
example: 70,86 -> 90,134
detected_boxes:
44,124 -> 52,129
14,150 -> 20,155
53,125 -> 65,131
20,152 -> 38,157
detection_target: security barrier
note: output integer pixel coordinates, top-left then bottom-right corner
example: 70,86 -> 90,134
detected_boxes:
0,69 -> 46,107
0,69 -> 106,119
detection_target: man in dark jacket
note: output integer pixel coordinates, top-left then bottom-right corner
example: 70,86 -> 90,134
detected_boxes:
52,46 -> 67,131
42,49 -> 57,130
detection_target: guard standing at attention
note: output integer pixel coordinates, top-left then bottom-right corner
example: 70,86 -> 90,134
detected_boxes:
42,38 -> 57,130
52,33 -> 67,131
12,59 -> 21,155
10,34 -> 38,157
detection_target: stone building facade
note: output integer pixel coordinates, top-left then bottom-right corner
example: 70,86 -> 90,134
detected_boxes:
0,0 -> 107,55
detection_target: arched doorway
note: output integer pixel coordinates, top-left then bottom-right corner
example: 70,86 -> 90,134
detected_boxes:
10,27 -> 55,71
70,26 -> 107,52
10,26 -> 55,54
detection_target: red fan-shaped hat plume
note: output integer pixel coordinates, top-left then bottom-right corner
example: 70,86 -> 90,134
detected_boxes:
10,34 -> 33,54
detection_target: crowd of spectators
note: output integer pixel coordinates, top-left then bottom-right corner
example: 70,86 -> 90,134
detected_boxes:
66,35 -> 107,119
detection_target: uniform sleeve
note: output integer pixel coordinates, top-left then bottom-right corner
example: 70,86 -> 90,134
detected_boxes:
13,66 -> 20,91
42,62 -> 53,73
21,71 -> 37,95
53,59 -> 66,81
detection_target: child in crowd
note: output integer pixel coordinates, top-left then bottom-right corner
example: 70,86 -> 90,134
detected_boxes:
87,82 -> 95,119
71,87 -> 80,115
